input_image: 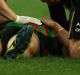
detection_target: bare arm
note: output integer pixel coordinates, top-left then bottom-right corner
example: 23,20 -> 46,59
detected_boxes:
41,18 -> 70,49
0,0 -> 42,24
0,0 -> 17,21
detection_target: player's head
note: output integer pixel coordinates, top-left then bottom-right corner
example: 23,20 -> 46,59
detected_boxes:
7,25 -> 40,59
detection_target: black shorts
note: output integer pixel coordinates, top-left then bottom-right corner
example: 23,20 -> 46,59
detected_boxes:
37,32 -> 63,56
69,9 -> 80,39
48,1 -> 70,31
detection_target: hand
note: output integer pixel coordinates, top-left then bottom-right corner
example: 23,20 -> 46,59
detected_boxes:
41,18 -> 63,32
15,16 -> 42,25
41,18 -> 57,28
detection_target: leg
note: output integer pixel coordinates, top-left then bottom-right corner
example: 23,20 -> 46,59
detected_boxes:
48,4 -> 69,30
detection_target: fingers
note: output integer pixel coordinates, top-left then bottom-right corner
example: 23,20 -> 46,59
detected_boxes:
41,18 -> 52,23
41,18 -> 50,25
41,18 -> 56,27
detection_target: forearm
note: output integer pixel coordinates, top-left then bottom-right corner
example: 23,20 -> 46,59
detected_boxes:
0,0 -> 17,21
57,28 -> 70,49
52,23 -> 70,49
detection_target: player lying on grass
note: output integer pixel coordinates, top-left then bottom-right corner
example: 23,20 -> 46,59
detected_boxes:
0,0 -> 68,59
7,17 -> 80,59
0,0 -> 63,59
6,0 -> 80,59
3,21 -> 64,59
1,17 -> 80,59
0,0 -> 48,57
0,20 -> 64,59
0,14 -> 42,56
0,0 -> 62,57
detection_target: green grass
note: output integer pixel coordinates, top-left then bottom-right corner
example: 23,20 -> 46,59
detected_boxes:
1,0 -> 80,75
8,0 -> 50,18
0,56 -> 80,75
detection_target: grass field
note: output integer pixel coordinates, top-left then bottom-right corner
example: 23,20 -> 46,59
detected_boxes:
1,0 -> 80,75
0,56 -> 80,75
8,0 -> 50,18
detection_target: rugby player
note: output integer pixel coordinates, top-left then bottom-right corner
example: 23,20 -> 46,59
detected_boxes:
0,0 -> 63,58
4,21 -> 63,59
41,0 -> 80,58
0,0 -> 42,56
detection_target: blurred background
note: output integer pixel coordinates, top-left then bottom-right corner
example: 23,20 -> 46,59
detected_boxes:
8,0 -> 50,18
